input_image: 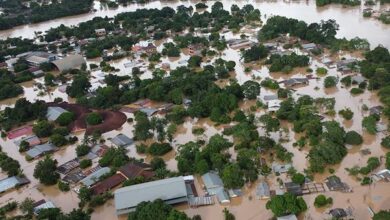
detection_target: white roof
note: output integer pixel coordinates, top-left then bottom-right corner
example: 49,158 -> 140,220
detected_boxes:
114,176 -> 187,212
46,106 -> 68,121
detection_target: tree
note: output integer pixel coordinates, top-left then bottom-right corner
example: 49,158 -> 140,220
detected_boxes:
134,112 -> 152,141
266,193 -> 307,217
242,80 -> 260,100
242,45 -> 268,63
127,199 -> 191,220
314,194 -> 332,207
362,115 -> 379,134
37,208 -> 62,220
381,136 -> 390,149
33,120 -> 54,138
221,163 -> 244,189
85,112 -> 103,125
373,210 -> 390,220
33,156 -> 59,185
78,186 -> 92,204
338,108 -> 353,120
76,144 -> 90,157
292,173 -> 305,185
66,74 -> 91,98
50,133 -> 67,147
56,112 -> 75,126
345,131 -> 363,145
148,143 -> 173,156
188,55 -> 202,68
223,208 -> 235,220
20,197 -> 35,216
324,76 -> 337,88
150,157 -> 166,170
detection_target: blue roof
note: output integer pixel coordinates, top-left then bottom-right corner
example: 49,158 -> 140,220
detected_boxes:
80,167 -> 111,187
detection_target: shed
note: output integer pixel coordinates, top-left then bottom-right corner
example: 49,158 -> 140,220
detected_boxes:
256,181 -> 270,199
26,143 -> 57,159
272,163 -> 292,173
52,54 -> 86,72
46,106 -> 68,121
0,176 -> 30,193
33,200 -> 56,215
110,134 -> 134,148
284,182 -> 303,196
114,176 -> 188,215
139,108 -> 158,117
202,171 -> 224,195
14,135 -> 40,147
80,167 -> 111,187
215,188 -> 230,204
325,176 -> 350,192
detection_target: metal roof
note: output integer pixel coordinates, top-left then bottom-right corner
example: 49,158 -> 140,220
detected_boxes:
110,134 -> 133,147
256,181 -> 270,198
202,171 -> 223,191
0,176 -> 29,193
114,176 -> 187,213
52,54 -> 86,72
26,143 -> 57,158
33,201 -> 56,215
46,106 -> 68,121
80,167 -> 111,187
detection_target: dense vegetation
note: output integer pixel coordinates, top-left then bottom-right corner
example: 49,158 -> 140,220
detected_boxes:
0,0 -> 94,30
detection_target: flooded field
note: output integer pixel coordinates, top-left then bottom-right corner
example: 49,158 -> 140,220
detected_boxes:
0,0 -> 389,220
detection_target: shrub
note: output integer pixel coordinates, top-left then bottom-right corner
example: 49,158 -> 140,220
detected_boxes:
345,131 -> 363,145
148,143 -> 172,156
58,181 -> 70,192
338,108 -> 354,120
324,76 -> 337,88
76,144 -> 90,157
49,134 -> 67,147
314,194 -> 332,208
350,88 -> 364,95
150,157 -> 166,170
381,136 -> 390,149
80,159 -> 92,169
316,67 -> 328,76
85,112 -> 103,125
136,144 -> 147,154
55,112 -> 75,126
292,173 -> 305,185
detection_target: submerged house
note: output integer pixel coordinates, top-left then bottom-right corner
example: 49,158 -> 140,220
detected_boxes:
256,181 -> 270,200
110,134 -> 134,148
118,162 -> 155,180
0,176 -> 30,193
46,106 -> 68,121
80,167 -> 111,187
202,171 -> 230,204
114,176 -> 188,215
277,214 -> 298,220
284,182 -> 303,196
325,176 -> 351,192
282,78 -> 309,87
26,143 -> 57,159
33,200 -> 56,215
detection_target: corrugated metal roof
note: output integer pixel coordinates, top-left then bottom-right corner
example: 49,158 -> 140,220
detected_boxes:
52,54 -> 86,72
0,176 -> 29,193
202,171 -> 224,195
46,107 -> 68,121
114,176 -> 187,212
110,134 -> 133,147
80,167 -> 111,187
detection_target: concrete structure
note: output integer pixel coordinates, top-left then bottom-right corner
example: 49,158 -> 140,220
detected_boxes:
52,54 -> 86,72
110,134 -> 134,148
268,99 -> 282,112
46,106 -> 68,121
272,162 -> 293,173
114,176 -> 188,215
22,51 -> 57,67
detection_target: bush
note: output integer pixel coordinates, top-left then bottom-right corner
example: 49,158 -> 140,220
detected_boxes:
150,157 -> 166,170
80,159 -> 92,169
350,88 -> 364,95
381,136 -> 390,149
345,131 -> 363,145
49,134 -> 67,147
136,144 -> 147,154
85,112 -> 103,125
292,173 -> 305,185
338,108 -> 354,120
316,67 -> 328,76
33,120 -> 54,138
148,143 -> 172,156
76,144 -> 90,157
314,194 -> 332,208
58,181 -> 70,192
55,112 -> 75,126
324,76 -> 337,88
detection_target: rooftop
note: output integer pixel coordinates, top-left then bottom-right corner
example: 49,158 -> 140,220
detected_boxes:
0,176 -> 30,193
91,174 -> 126,195
114,176 -> 187,215
110,134 -> 134,148
46,106 -> 68,121
80,167 -> 111,187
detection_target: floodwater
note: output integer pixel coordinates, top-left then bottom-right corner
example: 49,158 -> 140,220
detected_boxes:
0,1 -> 389,220
0,0 -> 389,48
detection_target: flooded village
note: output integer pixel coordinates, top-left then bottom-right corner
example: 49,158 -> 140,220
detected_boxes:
0,0 -> 390,220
